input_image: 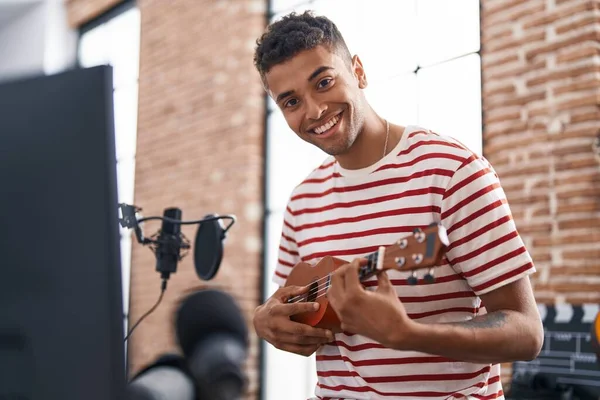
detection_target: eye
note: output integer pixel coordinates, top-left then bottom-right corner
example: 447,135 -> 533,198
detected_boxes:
318,78 -> 333,89
284,98 -> 299,108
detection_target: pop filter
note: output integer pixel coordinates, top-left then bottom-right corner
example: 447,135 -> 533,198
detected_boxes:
194,214 -> 225,281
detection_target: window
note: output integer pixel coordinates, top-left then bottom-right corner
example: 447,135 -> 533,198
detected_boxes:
262,1 -> 481,399
77,1 -> 141,336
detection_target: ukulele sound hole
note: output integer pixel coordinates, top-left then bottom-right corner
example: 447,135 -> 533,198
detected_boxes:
306,280 -> 319,303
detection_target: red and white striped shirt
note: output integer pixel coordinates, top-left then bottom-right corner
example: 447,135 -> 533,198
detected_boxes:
273,126 -> 535,400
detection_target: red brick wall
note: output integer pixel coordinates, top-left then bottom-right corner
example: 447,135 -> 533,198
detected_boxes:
481,0 -> 600,303
481,0 -> 600,385
67,1 -> 268,398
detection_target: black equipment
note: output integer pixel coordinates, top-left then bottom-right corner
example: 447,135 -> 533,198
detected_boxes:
0,66 -> 126,400
126,289 -> 249,400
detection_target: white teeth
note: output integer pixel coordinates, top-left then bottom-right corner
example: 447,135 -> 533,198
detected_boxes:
314,114 -> 340,134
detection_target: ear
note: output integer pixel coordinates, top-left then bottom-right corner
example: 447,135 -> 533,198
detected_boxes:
352,55 -> 367,89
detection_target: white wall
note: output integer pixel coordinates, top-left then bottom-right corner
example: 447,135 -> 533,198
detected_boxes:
0,0 -> 77,84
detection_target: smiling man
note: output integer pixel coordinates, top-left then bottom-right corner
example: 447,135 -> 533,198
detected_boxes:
252,11 -> 543,400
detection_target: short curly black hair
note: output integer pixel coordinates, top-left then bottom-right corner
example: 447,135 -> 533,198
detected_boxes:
253,11 -> 352,85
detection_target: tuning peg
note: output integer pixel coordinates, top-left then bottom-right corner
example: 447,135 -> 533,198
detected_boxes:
413,227 -> 425,243
407,271 -> 418,285
395,256 -> 405,267
424,268 -> 435,284
396,238 -> 408,249
412,253 -> 423,264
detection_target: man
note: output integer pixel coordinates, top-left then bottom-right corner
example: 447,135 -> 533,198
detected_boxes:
252,10 -> 543,400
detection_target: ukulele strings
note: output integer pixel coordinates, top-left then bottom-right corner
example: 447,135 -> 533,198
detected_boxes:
288,278 -> 332,303
287,253 -> 380,303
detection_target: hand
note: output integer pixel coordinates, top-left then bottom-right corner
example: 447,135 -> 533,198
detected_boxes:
327,258 -> 416,349
253,285 -> 335,356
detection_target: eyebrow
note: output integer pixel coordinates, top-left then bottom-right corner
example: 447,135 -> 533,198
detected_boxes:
275,65 -> 335,104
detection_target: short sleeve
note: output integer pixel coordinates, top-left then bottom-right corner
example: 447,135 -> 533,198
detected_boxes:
441,153 -> 536,296
272,203 -> 300,287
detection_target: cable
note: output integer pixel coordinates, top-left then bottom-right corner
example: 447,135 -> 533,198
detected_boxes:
124,278 -> 168,342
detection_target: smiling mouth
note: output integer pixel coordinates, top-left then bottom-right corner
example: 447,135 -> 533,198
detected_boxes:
310,112 -> 342,135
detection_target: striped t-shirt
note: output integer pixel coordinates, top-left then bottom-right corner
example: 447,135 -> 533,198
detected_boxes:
272,126 -> 536,400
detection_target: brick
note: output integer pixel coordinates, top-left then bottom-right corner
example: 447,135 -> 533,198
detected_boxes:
525,30 -> 600,61
556,186 -> 600,199
552,142 -> 597,156
482,52 -> 520,69
551,265 -> 600,277
556,43 -> 600,63
482,0 -> 526,19
483,83 -> 517,97
526,64 -> 600,88
483,1 -> 546,28
484,121 -> 528,140
556,155 -> 599,171
489,90 -> 545,108
555,171 -> 600,186
553,76 -> 600,96
533,231 -> 600,247
517,222 -> 553,234
484,109 -> 522,125
559,217 -> 600,230
557,92 -> 600,111
524,1 -> 597,31
555,14 -> 598,35
485,131 -> 548,154
563,248 -> 600,261
557,200 -> 600,214
484,30 -> 545,53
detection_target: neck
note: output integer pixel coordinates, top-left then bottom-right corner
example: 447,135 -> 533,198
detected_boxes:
335,108 -> 399,170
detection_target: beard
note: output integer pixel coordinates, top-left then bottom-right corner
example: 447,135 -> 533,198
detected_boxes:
315,104 -> 365,156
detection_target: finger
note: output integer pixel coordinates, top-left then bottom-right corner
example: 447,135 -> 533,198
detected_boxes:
276,285 -> 310,302
274,331 -> 333,345
275,319 -> 335,341
273,342 -> 321,357
273,300 -> 320,316
343,258 -> 366,294
376,270 -> 394,294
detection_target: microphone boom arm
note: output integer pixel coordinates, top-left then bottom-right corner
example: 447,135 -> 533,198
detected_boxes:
118,203 -> 236,246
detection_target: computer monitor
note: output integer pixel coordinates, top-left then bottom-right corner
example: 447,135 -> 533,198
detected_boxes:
0,66 -> 126,400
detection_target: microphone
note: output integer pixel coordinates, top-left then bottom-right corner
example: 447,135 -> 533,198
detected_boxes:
126,354 -> 195,400
175,289 -> 248,400
117,203 -> 235,281
152,207 -> 189,280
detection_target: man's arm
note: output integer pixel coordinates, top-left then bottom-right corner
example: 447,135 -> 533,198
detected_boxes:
390,276 -> 544,364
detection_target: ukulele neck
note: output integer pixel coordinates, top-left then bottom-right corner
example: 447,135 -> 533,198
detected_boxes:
358,246 -> 386,281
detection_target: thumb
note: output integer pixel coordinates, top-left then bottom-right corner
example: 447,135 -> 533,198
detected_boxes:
376,271 -> 394,295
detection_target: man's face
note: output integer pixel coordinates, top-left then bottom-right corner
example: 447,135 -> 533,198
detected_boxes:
265,45 -> 368,156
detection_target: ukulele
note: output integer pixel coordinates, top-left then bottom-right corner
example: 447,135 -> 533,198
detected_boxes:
284,222 -> 450,332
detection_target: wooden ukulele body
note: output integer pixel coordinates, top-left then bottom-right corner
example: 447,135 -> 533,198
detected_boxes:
284,256 -> 348,333
282,223 -> 450,334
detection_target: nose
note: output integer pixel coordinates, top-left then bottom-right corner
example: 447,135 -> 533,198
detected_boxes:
306,96 -> 327,121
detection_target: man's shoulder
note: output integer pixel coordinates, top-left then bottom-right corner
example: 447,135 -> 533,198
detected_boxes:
401,125 -> 480,168
404,126 -> 475,156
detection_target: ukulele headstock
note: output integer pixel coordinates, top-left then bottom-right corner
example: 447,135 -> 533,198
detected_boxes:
378,222 -> 449,285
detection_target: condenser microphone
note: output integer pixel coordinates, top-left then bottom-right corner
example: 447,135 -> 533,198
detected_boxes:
154,207 -> 187,280
176,289 -> 248,400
